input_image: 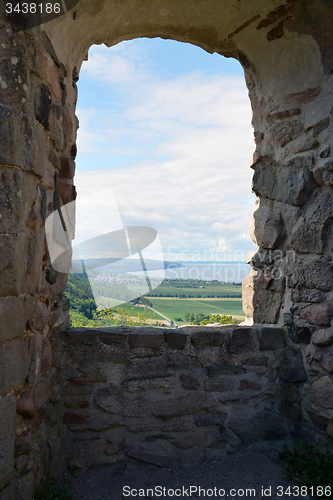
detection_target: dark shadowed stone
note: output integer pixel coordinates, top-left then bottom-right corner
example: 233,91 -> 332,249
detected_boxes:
288,326 -> 311,344
259,327 -> 286,350
180,374 -> 200,390
312,327 -> 333,347
34,84 -> 51,129
16,390 -> 34,420
238,379 -> 261,391
280,383 -> 302,422
207,364 -> 246,376
45,266 -> 58,285
152,394 -> 216,418
291,189 -> 333,254
190,328 -> 231,348
253,156 -> 318,206
66,328 -> 101,344
300,303 -> 333,326
311,376 -> 333,408
0,395 -> 15,489
204,378 -> 231,392
243,355 -> 269,366
123,375 -> 176,393
318,353 -> 333,374
228,410 -> 289,444
128,355 -> 201,375
195,412 -> 227,427
283,313 -> 294,326
127,450 -> 174,467
61,383 -> 93,395
307,410 -> 329,431
165,331 -> 187,350
291,289 -> 323,303
278,347 -> 307,382
320,147 -> 330,158
252,276 -> 286,324
59,157 -> 75,179
229,328 -> 256,353
64,412 -> 90,424
100,329 -> 128,346
129,331 -> 165,349
14,431 -> 32,457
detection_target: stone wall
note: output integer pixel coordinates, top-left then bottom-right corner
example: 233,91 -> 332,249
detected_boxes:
51,325 -> 330,469
1,0 -> 333,497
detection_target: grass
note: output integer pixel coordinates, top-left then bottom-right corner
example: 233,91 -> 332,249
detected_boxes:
36,477 -> 73,500
277,439 -> 333,498
148,297 -> 245,322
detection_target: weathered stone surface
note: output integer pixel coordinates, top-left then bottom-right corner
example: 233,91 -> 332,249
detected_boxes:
253,276 -> 285,324
62,383 -> 93,395
295,259 -> 333,292
180,374 -> 200,390
229,328 -> 256,353
291,189 -> 333,253
249,205 -> 286,249
285,86 -> 321,105
279,347 -> 307,382
195,412 -> 227,427
0,394 -> 15,489
291,289 -> 323,303
207,364 -> 246,376
300,303 -> 333,326
124,375 -> 176,393
204,378 -> 232,392
272,120 -> 304,147
311,376 -> 333,408
153,395 -> 216,418
312,117 -> 330,136
0,338 -> 28,394
127,450 -> 174,468
228,410 -> 288,444
270,108 -> 300,119
312,327 -> 333,347
29,299 -> 48,332
190,328 -> 230,348
129,331 -> 165,348
14,431 -> 32,456
59,157 -> 75,179
64,401 -> 90,409
238,379 -> 261,391
49,104 -> 72,152
0,297 -> 26,343
33,376 -> 51,411
34,84 -> 51,129
280,383 -> 302,421
165,331 -> 187,350
128,355 -> 201,375
41,339 -> 52,372
307,410 -> 329,431
259,327 -> 286,350
292,138 -> 319,154
288,326 -> 311,344
16,390 -> 34,419
318,352 -> 333,374
64,412 -> 90,424
253,156 -> 318,206
100,329 -> 128,346
66,328 -> 101,344
243,355 -> 269,366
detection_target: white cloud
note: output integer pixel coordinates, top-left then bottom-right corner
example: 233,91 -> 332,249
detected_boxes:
75,42 -> 257,261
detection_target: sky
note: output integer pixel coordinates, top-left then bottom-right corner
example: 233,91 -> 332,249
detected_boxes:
74,38 -> 257,263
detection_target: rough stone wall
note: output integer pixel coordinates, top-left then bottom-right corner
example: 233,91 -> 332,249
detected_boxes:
0,0 -> 333,497
53,325 -> 304,469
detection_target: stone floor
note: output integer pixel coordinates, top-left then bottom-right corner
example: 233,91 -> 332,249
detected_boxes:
62,450 -> 308,500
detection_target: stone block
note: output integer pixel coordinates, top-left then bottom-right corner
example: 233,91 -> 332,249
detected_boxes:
34,49 -> 61,98
230,328 -> 256,353
312,117 -> 330,136
100,329 -> 128,346
59,182 -> 76,204
165,331 -> 187,350
33,376 -> 51,411
29,298 -> 48,332
64,412 -> 90,424
300,303 -> 333,326
59,157 -> 75,179
69,375 -> 107,384
228,410 -> 288,444
291,188 -> 333,254
180,374 -> 200,390
41,339 -> 52,372
285,86 -> 321,105
64,401 -> 90,409
291,289 -> 323,303
0,104 -> 34,170
152,395 -> 216,418
16,390 -> 34,419
259,327 -> 286,350
66,328 -> 101,344
243,355 -> 269,366
129,331 -> 165,349
207,364 -> 246,376
280,383 -> 302,422
0,234 -> 26,297
190,328 -> 231,348
124,375 -> 176,393
127,355 -> 201,375
61,383 -> 93,395
253,156 -> 318,206
296,259 -> 333,292
238,379 -> 261,391
253,276 -> 285,324
311,376 -> 333,409
312,327 -> 333,347
249,205 -> 286,249
307,410 -> 329,431
14,472 -> 34,500
288,326 -> 311,344
34,84 -> 52,129
0,338 -> 28,394
272,120 -> 304,147
195,412 -> 227,427
0,297 -> 26,343
14,431 -> 32,457
278,347 -> 307,382
204,378 -> 231,392
0,395 -> 15,489
49,104 -> 72,152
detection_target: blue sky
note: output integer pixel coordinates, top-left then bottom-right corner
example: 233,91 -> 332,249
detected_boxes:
74,38 -> 256,262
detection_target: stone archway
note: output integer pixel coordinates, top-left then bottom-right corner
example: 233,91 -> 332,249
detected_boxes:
1,0 -> 333,496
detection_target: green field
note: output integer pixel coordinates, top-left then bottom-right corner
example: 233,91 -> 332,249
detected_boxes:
148,297 -> 244,323
147,279 -> 242,298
